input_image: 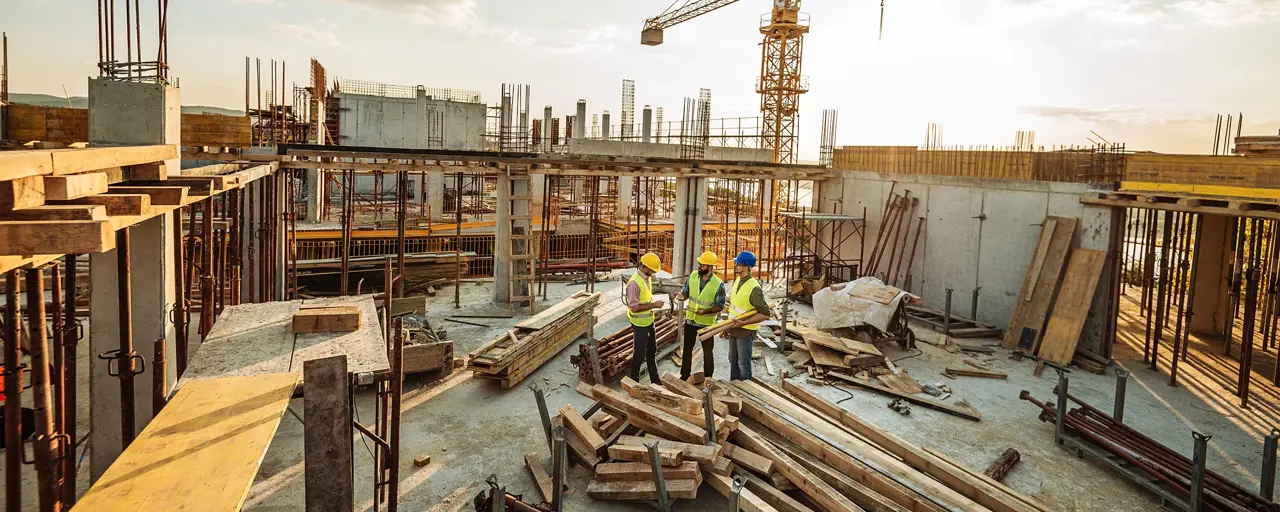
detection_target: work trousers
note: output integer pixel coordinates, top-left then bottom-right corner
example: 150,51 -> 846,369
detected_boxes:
680,322 -> 715,380
727,332 -> 756,381
629,324 -> 659,383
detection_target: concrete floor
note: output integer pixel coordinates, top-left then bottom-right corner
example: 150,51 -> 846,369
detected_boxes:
4,280 -> 1278,511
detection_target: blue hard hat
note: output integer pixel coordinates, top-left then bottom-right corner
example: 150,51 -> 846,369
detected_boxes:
733,251 -> 757,268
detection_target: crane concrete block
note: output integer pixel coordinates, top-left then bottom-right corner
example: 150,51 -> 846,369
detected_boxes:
642,28 -> 665,46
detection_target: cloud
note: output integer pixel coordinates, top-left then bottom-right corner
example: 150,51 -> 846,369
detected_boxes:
329,0 -> 616,52
1171,0 -> 1280,26
275,18 -> 346,48
998,0 -> 1279,27
1019,104 -> 1150,123
540,25 -> 620,54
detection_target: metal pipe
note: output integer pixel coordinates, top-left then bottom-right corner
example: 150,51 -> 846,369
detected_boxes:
1054,370 -> 1068,446
529,383 -> 552,453
200,198 -> 215,338
59,255 -> 77,506
388,317 -> 403,512
1190,432 -> 1211,512
49,263 -> 65,460
4,271 -> 20,512
551,426 -> 566,512
152,338 -> 166,414
172,207 -> 188,376
1262,429 -> 1279,500
115,227 -> 138,447
1114,368 -> 1129,423
970,287 -> 981,322
728,474 -> 747,512
943,288 -> 953,335
26,268 -> 60,512
646,442 -> 671,512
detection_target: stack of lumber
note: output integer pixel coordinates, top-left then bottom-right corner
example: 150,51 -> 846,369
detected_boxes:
467,291 -> 600,388
1003,217 -> 1109,375
571,313 -> 679,383
721,378 -> 1050,512
1235,136 -> 1280,156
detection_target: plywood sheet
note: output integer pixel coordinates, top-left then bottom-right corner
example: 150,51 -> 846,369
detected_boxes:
807,343 -> 846,368
1003,216 -> 1077,350
1037,248 -> 1107,365
75,373 -> 299,512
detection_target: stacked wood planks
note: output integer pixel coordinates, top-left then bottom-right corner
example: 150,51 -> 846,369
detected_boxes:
1236,136 -> 1280,156
467,291 -> 600,388
723,378 -> 1051,512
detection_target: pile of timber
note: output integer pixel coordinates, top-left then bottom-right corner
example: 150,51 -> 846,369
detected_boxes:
571,313 -> 679,383
1235,136 -> 1280,156
294,252 -> 474,293
467,291 -> 600,388
784,323 -> 984,421
1004,217 -> 1112,375
722,378 -> 1051,512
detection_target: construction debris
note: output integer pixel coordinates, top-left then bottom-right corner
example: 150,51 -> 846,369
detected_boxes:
984,448 -> 1021,482
571,313 -> 679,383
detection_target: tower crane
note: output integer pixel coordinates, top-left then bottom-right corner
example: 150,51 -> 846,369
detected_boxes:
642,0 -> 809,164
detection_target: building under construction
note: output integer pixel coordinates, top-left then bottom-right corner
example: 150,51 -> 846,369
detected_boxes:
1,1 -> 1280,511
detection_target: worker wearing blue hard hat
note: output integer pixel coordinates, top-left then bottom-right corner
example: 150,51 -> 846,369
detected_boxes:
725,251 -> 769,380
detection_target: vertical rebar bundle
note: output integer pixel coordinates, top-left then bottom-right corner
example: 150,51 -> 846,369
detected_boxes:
621,79 -> 636,140
819,109 -> 838,166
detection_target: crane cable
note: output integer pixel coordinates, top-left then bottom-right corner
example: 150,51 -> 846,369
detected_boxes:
879,0 -> 886,41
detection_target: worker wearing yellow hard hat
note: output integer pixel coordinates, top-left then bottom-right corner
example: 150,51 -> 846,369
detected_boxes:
726,251 -> 769,380
674,251 -> 725,379
626,252 -> 665,382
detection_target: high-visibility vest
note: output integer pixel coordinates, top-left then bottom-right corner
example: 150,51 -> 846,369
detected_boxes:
627,272 -> 655,327
684,273 -> 723,326
728,277 -> 762,331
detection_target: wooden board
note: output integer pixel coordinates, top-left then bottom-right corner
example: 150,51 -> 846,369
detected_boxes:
740,472 -> 817,512
525,452 -> 554,503
594,461 -> 701,482
552,415 -> 601,468
44,172 -> 109,200
622,377 -> 702,415
738,424 -> 861,512
807,343 -> 846,368
51,193 -> 150,216
921,446 -> 1052,512
705,472 -> 780,512
723,443 -> 774,476
48,145 -> 177,176
790,325 -> 882,356
586,478 -> 699,500
292,306 -> 362,333
586,385 -> 708,444
74,373 -> 299,512
944,367 -> 1007,379
0,204 -> 106,221
615,435 -> 720,462
1036,248 -> 1107,365
878,372 -> 924,394
402,342 -> 453,375
515,291 -> 595,331
108,186 -> 188,206
0,149 -> 55,182
561,404 -> 607,453
607,444 -> 684,466
0,175 -> 44,211
827,372 -> 980,421
0,220 -> 113,256
1003,216 -> 1077,350
303,356 -> 353,511
770,439 -> 912,512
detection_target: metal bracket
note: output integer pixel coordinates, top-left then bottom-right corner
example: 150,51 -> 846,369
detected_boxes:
702,385 -> 716,445
729,474 -> 747,511
645,442 -> 671,512
1190,432 -> 1212,512
528,382 -> 553,454
97,349 -> 145,377
1113,368 -> 1130,423
1263,428 -> 1279,500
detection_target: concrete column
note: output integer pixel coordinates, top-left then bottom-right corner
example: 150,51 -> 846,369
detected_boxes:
602,112 -> 611,140
642,106 -> 653,144
542,106 -> 553,151
86,78 -> 179,482
617,177 -> 634,219
426,172 -> 445,221
574,100 -> 587,140
495,165 -> 532,303
672,177 -> 709,277
305,169 -> 323,223
1192,214 -> 1231,335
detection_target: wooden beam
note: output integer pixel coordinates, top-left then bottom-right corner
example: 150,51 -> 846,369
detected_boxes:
303,356 -> 354,512
586,478 -> 699,500
723,443 -> 774,476
560,404 -> 607,454
0,175 -> 44,211
0,205 -> 107,221
585,385 -> 708,444
607,445 -> 684,466
736,424 -> 860,512
826,372 -> 981,421
292,306 -> 362,333
50,193 -> 151,216
44,172 -> 109,201
594,461 -> 701,482
0,150 -> 55,182
943,367 -> 1007,379
123,162 -> 170,181
770,440 -> 911,512
705,472 -> 779,512
108,185 -> 189,206
49,144 -> 177,176
739,472 -> 817,512
614,435 -> 720,463
524,452 -> 554,503
0,220 -> 114,256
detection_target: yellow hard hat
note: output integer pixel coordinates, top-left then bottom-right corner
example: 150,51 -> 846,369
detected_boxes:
640,253 -> 662,272
696,251 -> 719,266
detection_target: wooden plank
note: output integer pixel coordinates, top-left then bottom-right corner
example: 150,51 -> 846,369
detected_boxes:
560,404 -> 607,453
50,193 -> 150,216
586,478 -> 699,500
74,373 -> 299,512
126,177 -> 217,195
943,367 -> 1008,379
622,377 -> 702,415
387,296 -> 430,317
706,472 -> 780,512
594,461 -> 701,482
0,220 -> 114,256
303,356 -> 353,512
586,385 -> 708,444
738,424 -> 861,512
515,291 -> 591,331
0,175 -> 44,211
49,145 -> 177,175
0,149 -> 55,182
770,440 -> 911,512
1003,217 -> 1077,350
402,342 -> 453,375
108,185 -> 188,206
790,325 -> 883,356
124,163 -> 170,181
878,372 -> 924,394
524,452 -> 554,503
292,306 -> 362,333
1036,248 -> 1107,365
43,172 -> 108,201
827,372 -> 980,421
607,444 -> 684,466
723,443 -> 774,476
615,435 -> 720,462
0,204 -> 106,221
1023,219 -> 1057,300
807,342 -> 846,367
783,380 -> 1028,512
553,414 -> 601,468
740,472 -> 817,512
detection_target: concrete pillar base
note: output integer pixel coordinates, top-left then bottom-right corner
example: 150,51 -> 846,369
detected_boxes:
673,177 -> 709,277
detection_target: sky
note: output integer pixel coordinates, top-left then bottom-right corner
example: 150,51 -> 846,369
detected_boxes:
3,0 -> 1279,161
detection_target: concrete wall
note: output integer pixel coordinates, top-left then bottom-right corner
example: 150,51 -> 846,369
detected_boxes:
336,92 -> 485,150
819,170 -> 1115,353
567,139 -> 774,163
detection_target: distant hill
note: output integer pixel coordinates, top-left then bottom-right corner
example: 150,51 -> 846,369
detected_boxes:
8,93 -> 244,116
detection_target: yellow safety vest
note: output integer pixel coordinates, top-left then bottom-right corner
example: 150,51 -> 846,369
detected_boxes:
627,272 -> 655,327
685,273 -> 723,326
728,277 -> 762,331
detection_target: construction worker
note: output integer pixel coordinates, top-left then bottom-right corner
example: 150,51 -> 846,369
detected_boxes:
725,251 -> 770,380
674,251 -> 725,379
626,252 -> 666,383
